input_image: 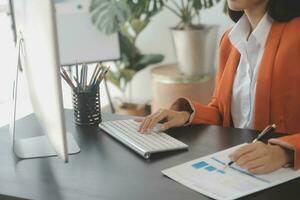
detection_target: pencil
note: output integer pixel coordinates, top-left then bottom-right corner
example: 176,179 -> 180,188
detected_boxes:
91,66 -> 103,87
80,64 -> 84,90
75,62 -> 79,85
88,63 -> 100,87
95,66 -> 109,86
82,63 -> 88,91
61,72 -> 76,89
61,68 -> 75,87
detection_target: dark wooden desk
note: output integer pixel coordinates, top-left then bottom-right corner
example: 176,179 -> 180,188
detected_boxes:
0,110 -> 299,200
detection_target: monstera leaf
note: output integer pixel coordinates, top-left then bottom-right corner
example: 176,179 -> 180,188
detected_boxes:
127,0 -> 164,18
90,0 -> 131,34
90,0 -> 165,95
90,0 -> 163,35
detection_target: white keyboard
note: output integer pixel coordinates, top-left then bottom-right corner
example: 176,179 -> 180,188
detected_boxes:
99,119 -> 188,159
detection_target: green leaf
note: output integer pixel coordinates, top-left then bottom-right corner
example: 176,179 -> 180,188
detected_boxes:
90,0 -> 131,35
127,0 -> 145,18
130,18 -> 150,35
127,0 -> 164,19
119,33 -> 139,65
193,0 -> 203,10
138,54 -> 164,66
145,0 -> 164,18
106,69 -> 121,90
120,69 -> 136,82
134,54 -> 164,71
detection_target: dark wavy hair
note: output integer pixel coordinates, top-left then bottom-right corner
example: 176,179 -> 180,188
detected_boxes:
228,0 -> 300,22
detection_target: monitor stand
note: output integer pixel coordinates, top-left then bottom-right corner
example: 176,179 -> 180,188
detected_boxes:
9,37 -> 80,161
11,133 -> 80,160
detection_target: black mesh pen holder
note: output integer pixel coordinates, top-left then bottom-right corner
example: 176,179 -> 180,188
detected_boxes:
72,86 -> 102,126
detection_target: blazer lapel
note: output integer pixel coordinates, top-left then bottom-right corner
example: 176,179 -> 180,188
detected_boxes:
254,22 -> 286,130
218,47 -> 240,127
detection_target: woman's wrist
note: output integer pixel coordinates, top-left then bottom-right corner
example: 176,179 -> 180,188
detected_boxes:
170,98 -> 194,115
281,147 -> 294,166
274,145 -> 294,167
180,111 -> 191,124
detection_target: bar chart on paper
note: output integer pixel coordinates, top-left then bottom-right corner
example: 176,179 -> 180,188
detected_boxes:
192,161 -> 225,174
162,144 -> 300,200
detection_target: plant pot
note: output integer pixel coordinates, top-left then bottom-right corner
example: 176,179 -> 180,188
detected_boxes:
171,25 -> 219,76
116,103 -> 150,117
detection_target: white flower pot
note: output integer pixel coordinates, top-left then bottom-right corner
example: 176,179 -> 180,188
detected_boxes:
171,25 -> 219,76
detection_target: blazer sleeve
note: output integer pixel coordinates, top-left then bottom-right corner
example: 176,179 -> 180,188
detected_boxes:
170,31 -> 232,126
268,18 -> 300,170
170,97 -> 221,125
269,134 -> 300,170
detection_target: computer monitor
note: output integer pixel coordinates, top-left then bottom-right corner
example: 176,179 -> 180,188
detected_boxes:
55,0 -> 121,65
9,0 -> 80,162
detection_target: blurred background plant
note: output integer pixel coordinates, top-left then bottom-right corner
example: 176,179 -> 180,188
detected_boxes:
90,0 -> 164,103
163,0 -> 222,29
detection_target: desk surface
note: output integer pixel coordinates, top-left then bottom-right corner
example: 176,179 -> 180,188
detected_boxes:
0,110 -> 299,200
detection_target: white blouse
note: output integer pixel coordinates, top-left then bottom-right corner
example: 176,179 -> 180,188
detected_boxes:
229,14 -> 273,129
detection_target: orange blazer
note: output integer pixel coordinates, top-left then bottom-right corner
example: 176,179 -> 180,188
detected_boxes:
179,17 -> 300,169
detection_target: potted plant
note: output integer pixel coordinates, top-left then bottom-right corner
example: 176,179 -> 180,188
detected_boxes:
163,0 -> 221,76
90,0 -> 164,116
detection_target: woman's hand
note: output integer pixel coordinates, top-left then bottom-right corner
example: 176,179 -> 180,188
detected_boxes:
137,109 -> 191,133
229,142 -> 292,174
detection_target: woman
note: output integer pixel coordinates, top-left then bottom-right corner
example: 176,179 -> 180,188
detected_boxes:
138,0 -> 300,174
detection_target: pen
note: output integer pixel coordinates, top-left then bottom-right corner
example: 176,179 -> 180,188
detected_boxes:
226,124 -> 277,168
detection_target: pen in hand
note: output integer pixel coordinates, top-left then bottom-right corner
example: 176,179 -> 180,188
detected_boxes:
225,124 -> 277,168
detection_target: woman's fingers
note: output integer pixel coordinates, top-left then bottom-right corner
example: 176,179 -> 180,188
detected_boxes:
139,109 -> 168,133
139,116 -> 153,132
138,112 -> 159,132
229,143 -> 258,162
141,110 -> 164,132
235,149 -> 263,167
137,109 -> 191,133
232,143 -> 289,174
241,157 -> 266,171
147,109 -> 169,130
248,164 -> 270,174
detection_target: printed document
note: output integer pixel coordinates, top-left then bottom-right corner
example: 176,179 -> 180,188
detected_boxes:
162,144 -> 300,200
